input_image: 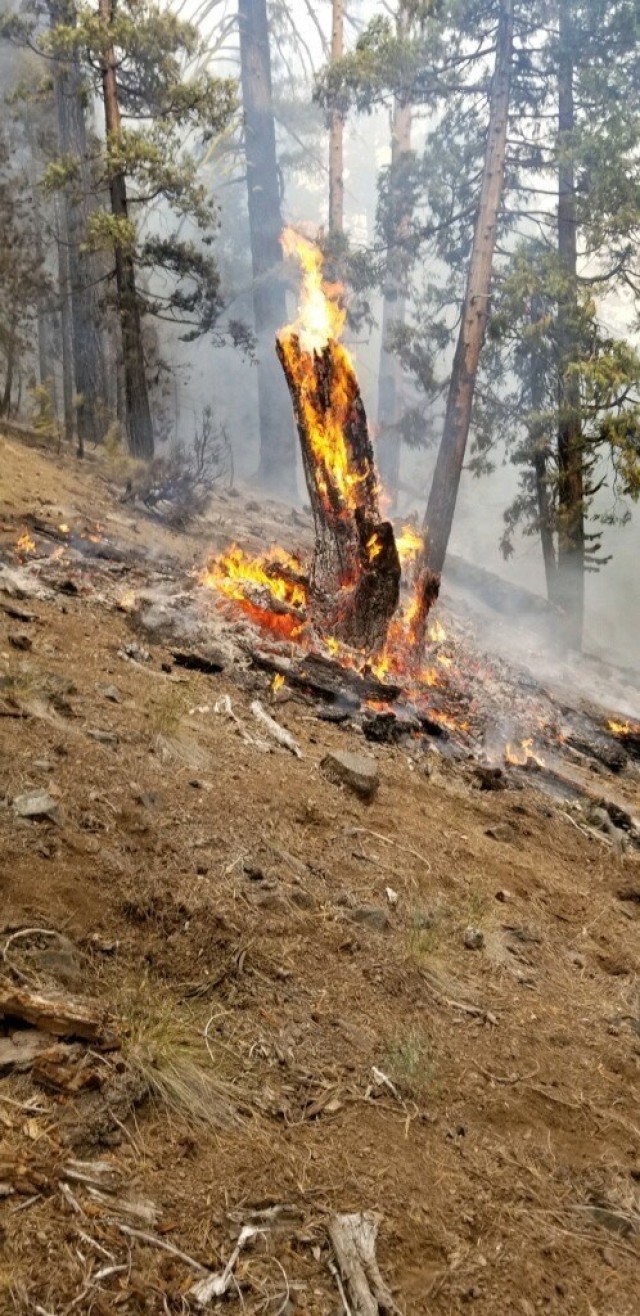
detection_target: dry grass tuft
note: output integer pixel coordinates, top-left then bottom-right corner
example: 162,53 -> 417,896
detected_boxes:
118,985 -> 247,1132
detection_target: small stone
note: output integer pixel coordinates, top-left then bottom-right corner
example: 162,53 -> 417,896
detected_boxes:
350,906 -> 390,933
463,926 -> 484,951
33,759 -> 54,772
100,684 -> 122,703
321,750 -> 379,800
13,789 -> 60,823
87,729 -> 119,746
385,886 -> 399,906
474,765 -> 507,791
569,951 -> 586,969
495,888 -> 512,902
8,632 -> 32,651
486,823 -> 514,843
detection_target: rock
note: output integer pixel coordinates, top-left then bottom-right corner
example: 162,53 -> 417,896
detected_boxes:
474,765 -> 507,791
119,642 -> 150,664
100,684 -> 122,703
385,886 -> 399,906
87,728 -> 119,746
463,926 -> 485,951
485,823 -> 514,843
350,906 -> 391,933
568,951 -> 586,969
13,789 -> 60,823
321,750 -> 379,800
8,632 -> 32,651
589,806 -> 609,830
494,888 -> 512,903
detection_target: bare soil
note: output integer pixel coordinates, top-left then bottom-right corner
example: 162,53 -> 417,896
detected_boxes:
0,435 -> 638,1315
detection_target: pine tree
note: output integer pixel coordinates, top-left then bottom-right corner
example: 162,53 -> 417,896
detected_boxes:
10,0 -> 238,458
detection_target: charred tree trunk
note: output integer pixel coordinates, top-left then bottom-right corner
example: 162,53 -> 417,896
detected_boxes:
277,333 -> 400,651
98,0 -> 154,460
238,0 -> 296,495
329,0 -> 345,236
52,1 -> 108,450
413,0 -> 514,643
376,88 -> 412,505
556,0 -> 584,650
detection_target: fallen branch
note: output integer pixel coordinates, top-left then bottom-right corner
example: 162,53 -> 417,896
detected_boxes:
0,981 -> 118,1047
115,1222 -> 208,1274
250,701 -> 302,757
328,1212 -> 398,1315
189,1223 -> 263,1305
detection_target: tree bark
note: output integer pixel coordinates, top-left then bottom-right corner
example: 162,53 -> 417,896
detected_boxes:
238,0 -> 296,495
98,0 -> 154,460
55,193 -> 76,446
413,0 -> 514,642
329,0 -> 345,236
555,0 -> 584,650
376,91 -> 412,504
277,332 -> 400,650
0,324 -> 15,417
529,296 -> 559,605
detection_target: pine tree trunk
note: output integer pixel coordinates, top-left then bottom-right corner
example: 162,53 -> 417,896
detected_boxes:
376,92 -> 412,504
98,0 -> 154,460
329,0 -> 345,236
412,0 -> 514,641
238,0 -> 296,495
556,0 -> 584,650
1,326 -> 16,416
55,194 -> 76,447
528,300 -> 559,606
52,2 -> 108,450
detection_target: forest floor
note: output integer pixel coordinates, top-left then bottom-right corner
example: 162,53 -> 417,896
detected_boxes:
0,433 -> 638,1316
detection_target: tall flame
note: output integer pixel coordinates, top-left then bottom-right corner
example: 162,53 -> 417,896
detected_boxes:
279,228 -> 365,511
281,227 -> 346,353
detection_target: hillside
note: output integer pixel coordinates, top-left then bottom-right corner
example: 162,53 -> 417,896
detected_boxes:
0,434 -> 638,1315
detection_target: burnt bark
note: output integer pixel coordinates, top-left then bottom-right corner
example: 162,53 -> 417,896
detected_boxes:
556,0 -> 584,650
98,0 -> 154,460
413,0 -> 514,642
277,333 -> 400,650
238,0 -> 296,494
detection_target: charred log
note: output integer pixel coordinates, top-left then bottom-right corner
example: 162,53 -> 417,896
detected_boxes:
276,332 -> 400,651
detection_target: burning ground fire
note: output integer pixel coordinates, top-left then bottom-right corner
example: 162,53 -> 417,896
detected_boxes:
197,231 -> 640,774
198,228 -> 469,734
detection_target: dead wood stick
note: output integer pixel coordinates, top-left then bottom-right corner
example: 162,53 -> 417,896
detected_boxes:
114,1223 -> 208,1273
328,1213 -> 398,1315
0,981 -> 118,1046
345,827 -> 432,874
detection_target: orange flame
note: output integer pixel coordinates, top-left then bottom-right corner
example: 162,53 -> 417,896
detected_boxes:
395,525 -> 423,568
16,530 -> 36,555
281,227 -> 346,352
607,718 -> 638,737
278,228 -> 368,513
504,738 -> 545,768
201,544 -> 307,641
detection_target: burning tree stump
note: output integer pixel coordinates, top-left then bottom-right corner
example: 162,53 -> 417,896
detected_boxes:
276,328 -> 400,651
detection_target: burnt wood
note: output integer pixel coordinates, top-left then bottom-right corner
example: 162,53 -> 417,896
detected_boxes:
276,333 -> 400,650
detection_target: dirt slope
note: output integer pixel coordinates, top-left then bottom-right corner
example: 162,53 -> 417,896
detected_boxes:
0,436 -> 638,1315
